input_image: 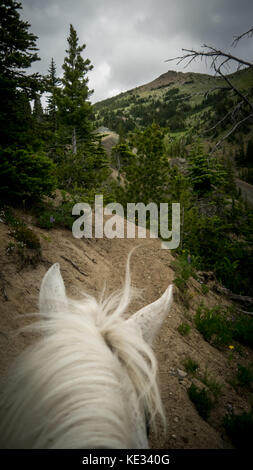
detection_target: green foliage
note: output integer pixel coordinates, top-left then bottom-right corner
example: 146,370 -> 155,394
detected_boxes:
56,24 -> 93,152
0,147 -> 57,204
178,322 -> 191,336
117,124 -> 170,206
33,94 -> 44,122
195,305 -> 253,349
236,364 -> 253,388
172,254 -> 195,307
181,203 -> 253,297
11,225 -> 41,250
188,383 -> 214,420
56,142 -> 110,191
183,358 -> 199,374
37,200 -> 76,231
201,370 -> 223,400
188,142 -> 227,194
46,58 -> 60,132
4,208 -> 41,266
194,306 -> 233,346
0,0 -> 42,147
172,254 -> 194,291
231,316 -> 253,349
111,143 -> 136,170
223,411 -> 253,448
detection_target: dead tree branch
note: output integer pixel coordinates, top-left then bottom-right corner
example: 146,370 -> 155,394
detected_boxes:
232,28 -> 253,47
210,112 -> 253,154
166,46 -> 253,71
214,64 -> 253,112
204,100 -> 244,134
214,284 -> 253,307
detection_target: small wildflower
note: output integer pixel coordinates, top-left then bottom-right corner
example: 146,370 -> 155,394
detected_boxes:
229,345 -> 234,350
50,216 -> 55,224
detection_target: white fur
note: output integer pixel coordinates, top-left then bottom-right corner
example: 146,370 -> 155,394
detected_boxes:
0,250 -> 173,449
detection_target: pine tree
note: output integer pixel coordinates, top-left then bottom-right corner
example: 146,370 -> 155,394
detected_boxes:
188,142 -> 226,194
33,94 -> 44,123
118,124 -> 170,205
57,24 -> 93,154
0,0 -> 42,146
46,58 -> 60,131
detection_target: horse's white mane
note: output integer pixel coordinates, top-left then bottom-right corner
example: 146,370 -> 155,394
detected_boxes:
0,249 -> 173,449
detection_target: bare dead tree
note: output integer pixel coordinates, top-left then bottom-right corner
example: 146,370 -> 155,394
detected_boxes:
232,28 -> 253,47
166,28 -> 253,152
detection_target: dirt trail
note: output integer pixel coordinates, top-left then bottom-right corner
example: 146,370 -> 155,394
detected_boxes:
0,216 -> 252,449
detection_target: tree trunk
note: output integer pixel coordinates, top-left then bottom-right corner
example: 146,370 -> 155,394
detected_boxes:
72,127 -> 77,155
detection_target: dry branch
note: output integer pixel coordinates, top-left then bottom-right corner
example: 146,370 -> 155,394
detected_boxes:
166,28 -> 253,151
214,284 -> 253,307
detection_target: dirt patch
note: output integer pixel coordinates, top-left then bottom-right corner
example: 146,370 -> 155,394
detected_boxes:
0,215 -> 252,449
101,131 -> 119,156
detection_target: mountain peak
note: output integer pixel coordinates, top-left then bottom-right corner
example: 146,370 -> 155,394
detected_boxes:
136,69 -> 190,92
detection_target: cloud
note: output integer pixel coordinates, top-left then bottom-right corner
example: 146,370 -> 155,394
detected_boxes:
21,0 -> 253,103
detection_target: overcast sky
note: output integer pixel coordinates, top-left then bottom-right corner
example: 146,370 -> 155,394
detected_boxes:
21,0 -> 253,103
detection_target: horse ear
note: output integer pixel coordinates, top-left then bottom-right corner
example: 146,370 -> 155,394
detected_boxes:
39,263 -> 67,314
127,285 -> 173,345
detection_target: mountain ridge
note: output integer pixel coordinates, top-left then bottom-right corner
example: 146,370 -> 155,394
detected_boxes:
93,67 -> 253,144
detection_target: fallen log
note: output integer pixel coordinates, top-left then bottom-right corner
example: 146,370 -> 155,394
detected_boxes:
214,284 -> 253,307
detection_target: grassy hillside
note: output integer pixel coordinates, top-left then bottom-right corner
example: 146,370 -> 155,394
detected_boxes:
93,67 -> 253,145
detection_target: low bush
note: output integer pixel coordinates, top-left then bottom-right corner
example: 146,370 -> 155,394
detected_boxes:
0,147 -> 57,205
236,364 -> 253,388
11,225 -> 41,250
201,371 -> 223,400
183,358 -> 199,374
178,322 -> 191,336
37,201 -> 75,231
223,411 -> 253,448
188,383 -> 214,420
195,305 -> 253,350
3,207 -> 41,266
231,316 -> 253,349
194,305 -> 232,346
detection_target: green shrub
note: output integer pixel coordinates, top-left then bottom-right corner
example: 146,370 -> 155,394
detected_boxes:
172,255 -> 194,292
201,371 -> 223,400
188,383 -> 214,420
236,364 -> 253,388
194,305 -> 232,346
3,208 -> 41,265
37,201 -> 75,231
0,147 -> 57,204
223,411 -> 253,448
178,322 -> 191,336
11,225 -> 41,250
36,212 -> 55,229
195,305 -> 253,350
232,316 -> 253,349
183,358 -> 199,374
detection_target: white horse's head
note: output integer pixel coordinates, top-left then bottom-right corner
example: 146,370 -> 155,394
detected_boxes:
0,252 -> 173,449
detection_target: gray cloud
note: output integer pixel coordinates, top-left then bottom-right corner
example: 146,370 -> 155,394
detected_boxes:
21,0 -> 253,103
